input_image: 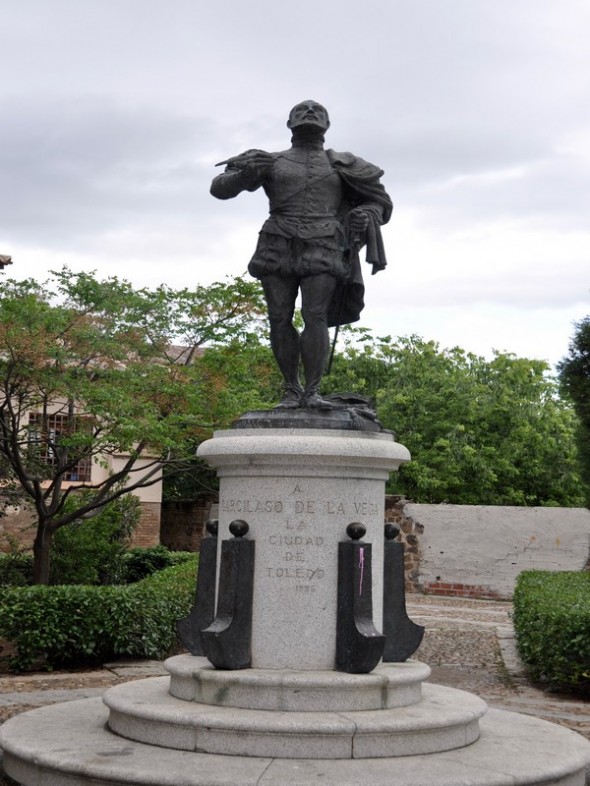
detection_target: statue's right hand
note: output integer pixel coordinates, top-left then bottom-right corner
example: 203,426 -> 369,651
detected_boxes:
238,149 -> 275,178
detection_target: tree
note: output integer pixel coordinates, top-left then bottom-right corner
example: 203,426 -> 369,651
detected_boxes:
558,317 -> 590,506
49,493 -> 140,585
162,340 -> 281,501
324,332 -> 585,506
0,268 -> 266,583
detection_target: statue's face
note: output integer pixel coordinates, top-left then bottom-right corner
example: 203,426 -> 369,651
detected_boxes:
287,100 -> 330,132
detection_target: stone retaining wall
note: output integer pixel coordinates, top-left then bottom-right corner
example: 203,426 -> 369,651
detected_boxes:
386,498 -> 590,599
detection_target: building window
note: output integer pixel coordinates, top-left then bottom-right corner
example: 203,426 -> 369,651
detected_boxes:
28,412 -> 92,482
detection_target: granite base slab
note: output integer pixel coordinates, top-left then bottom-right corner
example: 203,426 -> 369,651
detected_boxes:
2,698 -> 590,786
165,655 -> 432,711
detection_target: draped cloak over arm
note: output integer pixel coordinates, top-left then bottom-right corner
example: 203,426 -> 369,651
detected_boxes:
326,150 -> 393,327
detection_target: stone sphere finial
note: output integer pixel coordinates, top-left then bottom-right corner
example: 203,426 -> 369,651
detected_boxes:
346,522 -> 366,541
384,523 -> 400,540
206,519 -> 219,537
229,519 -> 249,538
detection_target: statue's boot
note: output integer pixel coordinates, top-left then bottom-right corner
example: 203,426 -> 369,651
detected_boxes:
275,383 -> 304,409
302,388 -> 337,409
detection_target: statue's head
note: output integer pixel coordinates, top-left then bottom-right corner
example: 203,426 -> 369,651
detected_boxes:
287,100 -> 330,133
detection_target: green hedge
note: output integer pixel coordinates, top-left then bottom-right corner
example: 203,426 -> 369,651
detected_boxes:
122,545 -> 196,583
513,570 -> 590,693
0,553 -> 34,586
0,557 -> 198,671
0,546 -> 195,588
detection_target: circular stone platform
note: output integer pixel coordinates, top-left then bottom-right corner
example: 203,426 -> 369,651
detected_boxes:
165,655 -> 432,711
2,698 -> 590,786
103,676 -> 486,759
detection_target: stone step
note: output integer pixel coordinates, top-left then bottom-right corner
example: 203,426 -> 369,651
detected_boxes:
103,677 -> 487,759
165,655 -> 431,711
407,603 -> 510,617
411,615 -> 502,629
2,698 -> 589,786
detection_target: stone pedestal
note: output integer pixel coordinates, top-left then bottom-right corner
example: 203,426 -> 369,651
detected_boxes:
3,424 -> 590,786
197,428 -> 410,669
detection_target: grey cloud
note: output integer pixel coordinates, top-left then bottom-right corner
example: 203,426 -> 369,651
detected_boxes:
0,96 -> 265,248
1,0 -> 589,311
402,152 -> 590,230
353,125 -> 550,188
410,274 -> 589,310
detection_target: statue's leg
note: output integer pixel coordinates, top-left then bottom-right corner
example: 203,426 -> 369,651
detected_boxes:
261,274 -> 303,406
299,274 -> 338,404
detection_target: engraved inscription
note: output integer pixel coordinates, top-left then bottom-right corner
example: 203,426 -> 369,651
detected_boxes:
269,535 -> 324,546
263,487 -> 327,590
264,567 -> 325,580
295,500 -> 315,514
221,498 -> 283,514
285,552 -> 305,562
221,495 -> 377,518
254,487 -> 379,593
353,501 -> 379,516
324,500 -> 346,515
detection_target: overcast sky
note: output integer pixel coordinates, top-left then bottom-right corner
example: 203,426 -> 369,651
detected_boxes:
1,0 -> 589,370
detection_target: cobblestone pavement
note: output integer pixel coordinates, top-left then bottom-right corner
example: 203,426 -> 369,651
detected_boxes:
409,596 -> 590,743
0,597 -> 588,785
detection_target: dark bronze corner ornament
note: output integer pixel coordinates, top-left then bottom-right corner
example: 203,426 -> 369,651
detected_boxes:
336,522 -> 385,673
382,523 -> 425,662
200,519 -> 255,670
176,519 -> 219,656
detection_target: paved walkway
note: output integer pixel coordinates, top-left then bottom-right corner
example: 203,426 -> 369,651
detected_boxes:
408,596 -> 590,742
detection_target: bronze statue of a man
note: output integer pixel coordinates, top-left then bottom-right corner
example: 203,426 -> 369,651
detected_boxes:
211,100 -> 392,408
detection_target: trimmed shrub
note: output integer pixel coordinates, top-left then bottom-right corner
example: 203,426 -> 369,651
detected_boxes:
0,552 -> 34,586
122,545 -> 195,583
0,556 -> 198,671
0,543 -> 194,589
513,570 -> 590,693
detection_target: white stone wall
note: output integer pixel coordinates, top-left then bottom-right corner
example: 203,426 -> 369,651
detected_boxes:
403,503 -> 590,598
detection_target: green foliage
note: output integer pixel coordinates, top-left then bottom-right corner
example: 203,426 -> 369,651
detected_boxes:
162,459 -> 219,501
49,494 -> 140,585
0,534 -> 34,586
0,552 -> 34,586
324,332 -> 585,506
513,570 -> 590,693
196,340 -> 281,425
558,317 -> 590,506
0,541 -> 195,588
0,557 -> 198,671
162,341 -> 280,501
0,267 -> 265,582
122,545 -> 195,583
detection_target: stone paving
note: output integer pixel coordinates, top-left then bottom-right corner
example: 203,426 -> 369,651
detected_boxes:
0,596 -> 588,784
409,595 -> 590,743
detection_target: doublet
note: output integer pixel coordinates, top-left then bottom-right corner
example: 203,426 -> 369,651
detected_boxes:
263,146 -> 343,238
246,145 -> 346,279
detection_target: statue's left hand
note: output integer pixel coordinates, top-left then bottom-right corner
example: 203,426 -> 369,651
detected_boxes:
348,208 -> 370,234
